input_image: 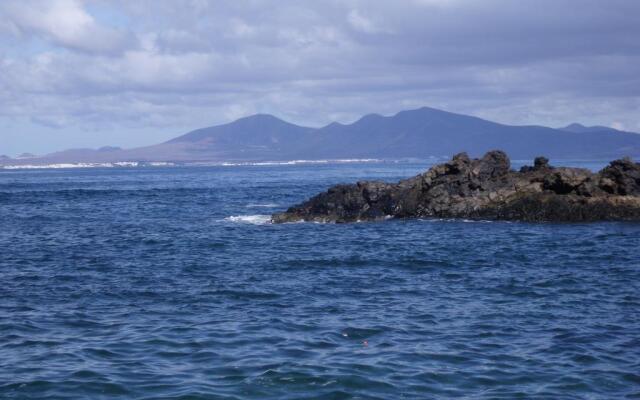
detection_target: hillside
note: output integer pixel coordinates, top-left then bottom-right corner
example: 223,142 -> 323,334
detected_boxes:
4,107 -> 640,165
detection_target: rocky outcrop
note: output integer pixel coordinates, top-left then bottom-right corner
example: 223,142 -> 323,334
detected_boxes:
272,151 -> 640,223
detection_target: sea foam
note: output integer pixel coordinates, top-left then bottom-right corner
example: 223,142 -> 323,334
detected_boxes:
245,203 -> 280,208
225,215 -> 272,225
219,159 -> 380,166
0,161 -> 174,170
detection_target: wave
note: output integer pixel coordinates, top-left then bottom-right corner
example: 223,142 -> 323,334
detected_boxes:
0,159 -> 383,170
224,215 -> 272,225
0,162 -> 174,170
219,159 -> 381,166
0,188 -> 213,200
417,218 -> 504,223
0,158 -> 441,171
245,203 -> 280,208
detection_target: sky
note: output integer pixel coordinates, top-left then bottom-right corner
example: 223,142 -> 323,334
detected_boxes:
1,0 -> 639,156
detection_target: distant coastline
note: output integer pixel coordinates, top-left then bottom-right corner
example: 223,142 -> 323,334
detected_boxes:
0,158 -> 389,170
4,107 -> 640,167
1,156 -> 622,171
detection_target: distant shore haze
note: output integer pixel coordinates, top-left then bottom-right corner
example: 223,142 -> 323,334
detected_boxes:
2,107 -> 640,166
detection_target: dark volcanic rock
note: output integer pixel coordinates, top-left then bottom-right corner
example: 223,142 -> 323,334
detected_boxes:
272,150 -> 640,223
598,157 -> 640,195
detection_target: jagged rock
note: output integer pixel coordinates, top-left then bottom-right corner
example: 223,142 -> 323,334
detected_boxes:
520,156 -> 551,173
542,168 -> 592,195
598,157 -> 640,195
272,150 -> 640,223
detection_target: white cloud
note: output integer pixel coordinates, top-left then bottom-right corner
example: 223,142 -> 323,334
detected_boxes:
612,122 -> 625,131
1,0 -> 133,54
228,18 -> 255,38
348,9 -> 375,33
347,9 -> 390,34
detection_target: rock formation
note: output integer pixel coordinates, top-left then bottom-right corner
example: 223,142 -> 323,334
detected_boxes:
272,150 -> 640,223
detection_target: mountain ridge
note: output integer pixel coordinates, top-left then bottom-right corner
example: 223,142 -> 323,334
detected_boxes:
3,107 -> 640,165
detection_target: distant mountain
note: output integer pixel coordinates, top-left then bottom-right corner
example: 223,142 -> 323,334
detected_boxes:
561,123 -> 604,133
16,153 -> 37,159
98,146 -> 122,152
559,123 -> 631,135
4,107 -> 640,165
165,114 -> 316,160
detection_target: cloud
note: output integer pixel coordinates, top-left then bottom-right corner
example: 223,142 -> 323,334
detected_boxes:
347,10 -> 381,34
1,0 -> 133,54
0,0 -> 639,155
611,122 -> 625,131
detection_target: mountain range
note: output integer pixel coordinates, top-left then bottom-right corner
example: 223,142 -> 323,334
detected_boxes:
4,107 -> 640,165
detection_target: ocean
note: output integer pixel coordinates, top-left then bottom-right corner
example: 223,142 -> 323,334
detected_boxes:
1,161 -> 639,399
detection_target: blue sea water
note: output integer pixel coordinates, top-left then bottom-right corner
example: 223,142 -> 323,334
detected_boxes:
1,161 -> 639,399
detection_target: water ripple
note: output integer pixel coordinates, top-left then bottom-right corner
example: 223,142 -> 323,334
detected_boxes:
1,163 -> 639,399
